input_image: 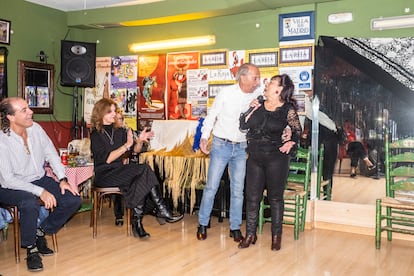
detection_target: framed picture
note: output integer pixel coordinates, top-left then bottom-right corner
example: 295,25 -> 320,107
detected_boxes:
17,60 -> 55,114
0,19 -> 11,45
279,46 -> 313,64
200,51 -> 227,67
248,51 -> 278,68
279,11 -> 314,42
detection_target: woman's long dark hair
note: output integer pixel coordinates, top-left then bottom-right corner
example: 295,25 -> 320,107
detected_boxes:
271,74 -> 297,109
90,98 -> 117,132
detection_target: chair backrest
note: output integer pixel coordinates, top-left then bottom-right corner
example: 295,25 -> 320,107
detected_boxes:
385,132 -> 414,201
286,147 -> 311,193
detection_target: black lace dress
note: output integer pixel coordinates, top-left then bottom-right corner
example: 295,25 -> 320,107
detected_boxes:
239,102 -> 302,236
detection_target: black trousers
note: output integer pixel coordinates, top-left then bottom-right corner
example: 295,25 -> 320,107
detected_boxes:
245,149 -> 289,236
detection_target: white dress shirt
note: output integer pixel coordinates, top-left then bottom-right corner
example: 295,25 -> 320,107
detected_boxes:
201,83 -> 262,142
0,122 -> 66,196
304,94 -> 337,132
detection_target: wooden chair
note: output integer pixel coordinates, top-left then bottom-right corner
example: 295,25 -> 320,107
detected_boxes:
316,144 -> 332,200
0,204 -> 58,263
375,133 -> 414,249
91,186 -> 131,238
258,147 -> 311,240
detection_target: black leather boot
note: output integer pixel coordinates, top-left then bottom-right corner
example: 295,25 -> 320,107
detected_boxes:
132,205 -> 150,239
149,186 -> 184,223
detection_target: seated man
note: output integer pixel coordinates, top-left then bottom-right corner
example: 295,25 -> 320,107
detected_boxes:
0,97 -> 81,272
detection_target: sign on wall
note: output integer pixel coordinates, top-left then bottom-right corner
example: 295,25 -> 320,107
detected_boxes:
279,11 -> 314,42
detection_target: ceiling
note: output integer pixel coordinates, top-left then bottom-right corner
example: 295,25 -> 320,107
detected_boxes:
24,0 -> 338,29
24,0 -> 167,11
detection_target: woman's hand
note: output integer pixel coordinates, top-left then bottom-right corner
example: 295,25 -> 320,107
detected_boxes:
126,128 -> 134,148
279,141 -> 295,154
242,99 -> 262,122
138,127 -> 154,143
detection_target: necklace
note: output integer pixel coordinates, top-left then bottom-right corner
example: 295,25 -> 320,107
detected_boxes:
103,128 -> 114,145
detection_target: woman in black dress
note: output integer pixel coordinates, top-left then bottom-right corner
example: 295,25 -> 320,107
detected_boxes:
90,98 -> 183,239
238,74 -> 301,251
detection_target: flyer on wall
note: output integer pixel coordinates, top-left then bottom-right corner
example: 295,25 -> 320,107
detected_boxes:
137,54 -> 167,129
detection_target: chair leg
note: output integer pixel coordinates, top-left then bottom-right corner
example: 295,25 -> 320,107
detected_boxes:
294,194 -> 300,240
52,233 -> 58,252
93,190 -> 98,239
258,198 -> 265,234
386,206 -> 392,241
12,207 -> 20,263
375,199 -> 381,249
126,208 -> 131,236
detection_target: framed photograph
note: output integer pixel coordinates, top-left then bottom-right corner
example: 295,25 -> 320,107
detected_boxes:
279,11 -> 314,42
0,19 -> 11,45
200,51 -> 227,67
17,60 -> 55,114
248,51 -> 278,68
279,46 -> 313,64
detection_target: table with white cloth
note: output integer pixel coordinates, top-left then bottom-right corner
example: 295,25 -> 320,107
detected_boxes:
141,120 -> 229,221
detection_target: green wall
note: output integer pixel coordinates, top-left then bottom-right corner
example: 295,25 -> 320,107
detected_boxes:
1,0 -> 413,121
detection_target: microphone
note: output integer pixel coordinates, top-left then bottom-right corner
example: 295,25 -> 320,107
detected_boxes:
241,95 -> 264,117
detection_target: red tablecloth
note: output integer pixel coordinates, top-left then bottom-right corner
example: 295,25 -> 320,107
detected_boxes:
45,165 -> 94,191
65,166 -> 94,190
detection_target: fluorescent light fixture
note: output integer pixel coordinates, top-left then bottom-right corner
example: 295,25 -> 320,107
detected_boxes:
328,12 -> 353,24
129,35 -> 216,52
371,14 -> 414,30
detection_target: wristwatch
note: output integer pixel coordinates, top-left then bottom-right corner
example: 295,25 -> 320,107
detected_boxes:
59,177 -> 68,183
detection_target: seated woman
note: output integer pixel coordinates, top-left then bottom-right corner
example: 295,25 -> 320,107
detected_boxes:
90,98 -> 183,239
344,120 -> 375,178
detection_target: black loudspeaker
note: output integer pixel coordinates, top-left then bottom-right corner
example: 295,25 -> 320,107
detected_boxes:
61,40 -> 96,87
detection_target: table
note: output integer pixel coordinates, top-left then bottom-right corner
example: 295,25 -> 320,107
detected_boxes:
65,165 -> 94,191
45,165 -> 94,191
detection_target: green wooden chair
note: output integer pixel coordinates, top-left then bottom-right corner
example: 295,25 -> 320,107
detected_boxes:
258,147 -> 311,240
316,144 -> 332,200
375,133 -> 414,249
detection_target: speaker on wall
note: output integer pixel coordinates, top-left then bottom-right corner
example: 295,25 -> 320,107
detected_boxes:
61,40 -> 96,87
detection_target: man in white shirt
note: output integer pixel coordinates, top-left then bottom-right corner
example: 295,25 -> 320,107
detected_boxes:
0,97 -> 81,272
197,63 -> 262,242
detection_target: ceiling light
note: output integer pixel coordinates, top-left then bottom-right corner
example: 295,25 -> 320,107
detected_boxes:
371,14 -> 414,30
129,35 -> 216,52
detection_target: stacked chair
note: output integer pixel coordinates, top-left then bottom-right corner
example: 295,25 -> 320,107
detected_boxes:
316,144 -> 332,200
258,147 -> 311,240
375,132 -> 414,249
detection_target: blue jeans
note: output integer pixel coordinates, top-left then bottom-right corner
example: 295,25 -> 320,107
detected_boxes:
198,136 -> 247,230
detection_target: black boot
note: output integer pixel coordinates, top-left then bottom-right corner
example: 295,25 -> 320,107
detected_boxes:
149,186 -> 184,223
132,205 -> 150,239
144,197 -> 166,225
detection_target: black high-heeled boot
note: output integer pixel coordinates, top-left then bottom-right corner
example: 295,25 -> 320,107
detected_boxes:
132,205 -> 150,239
149,186 -> 184,223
